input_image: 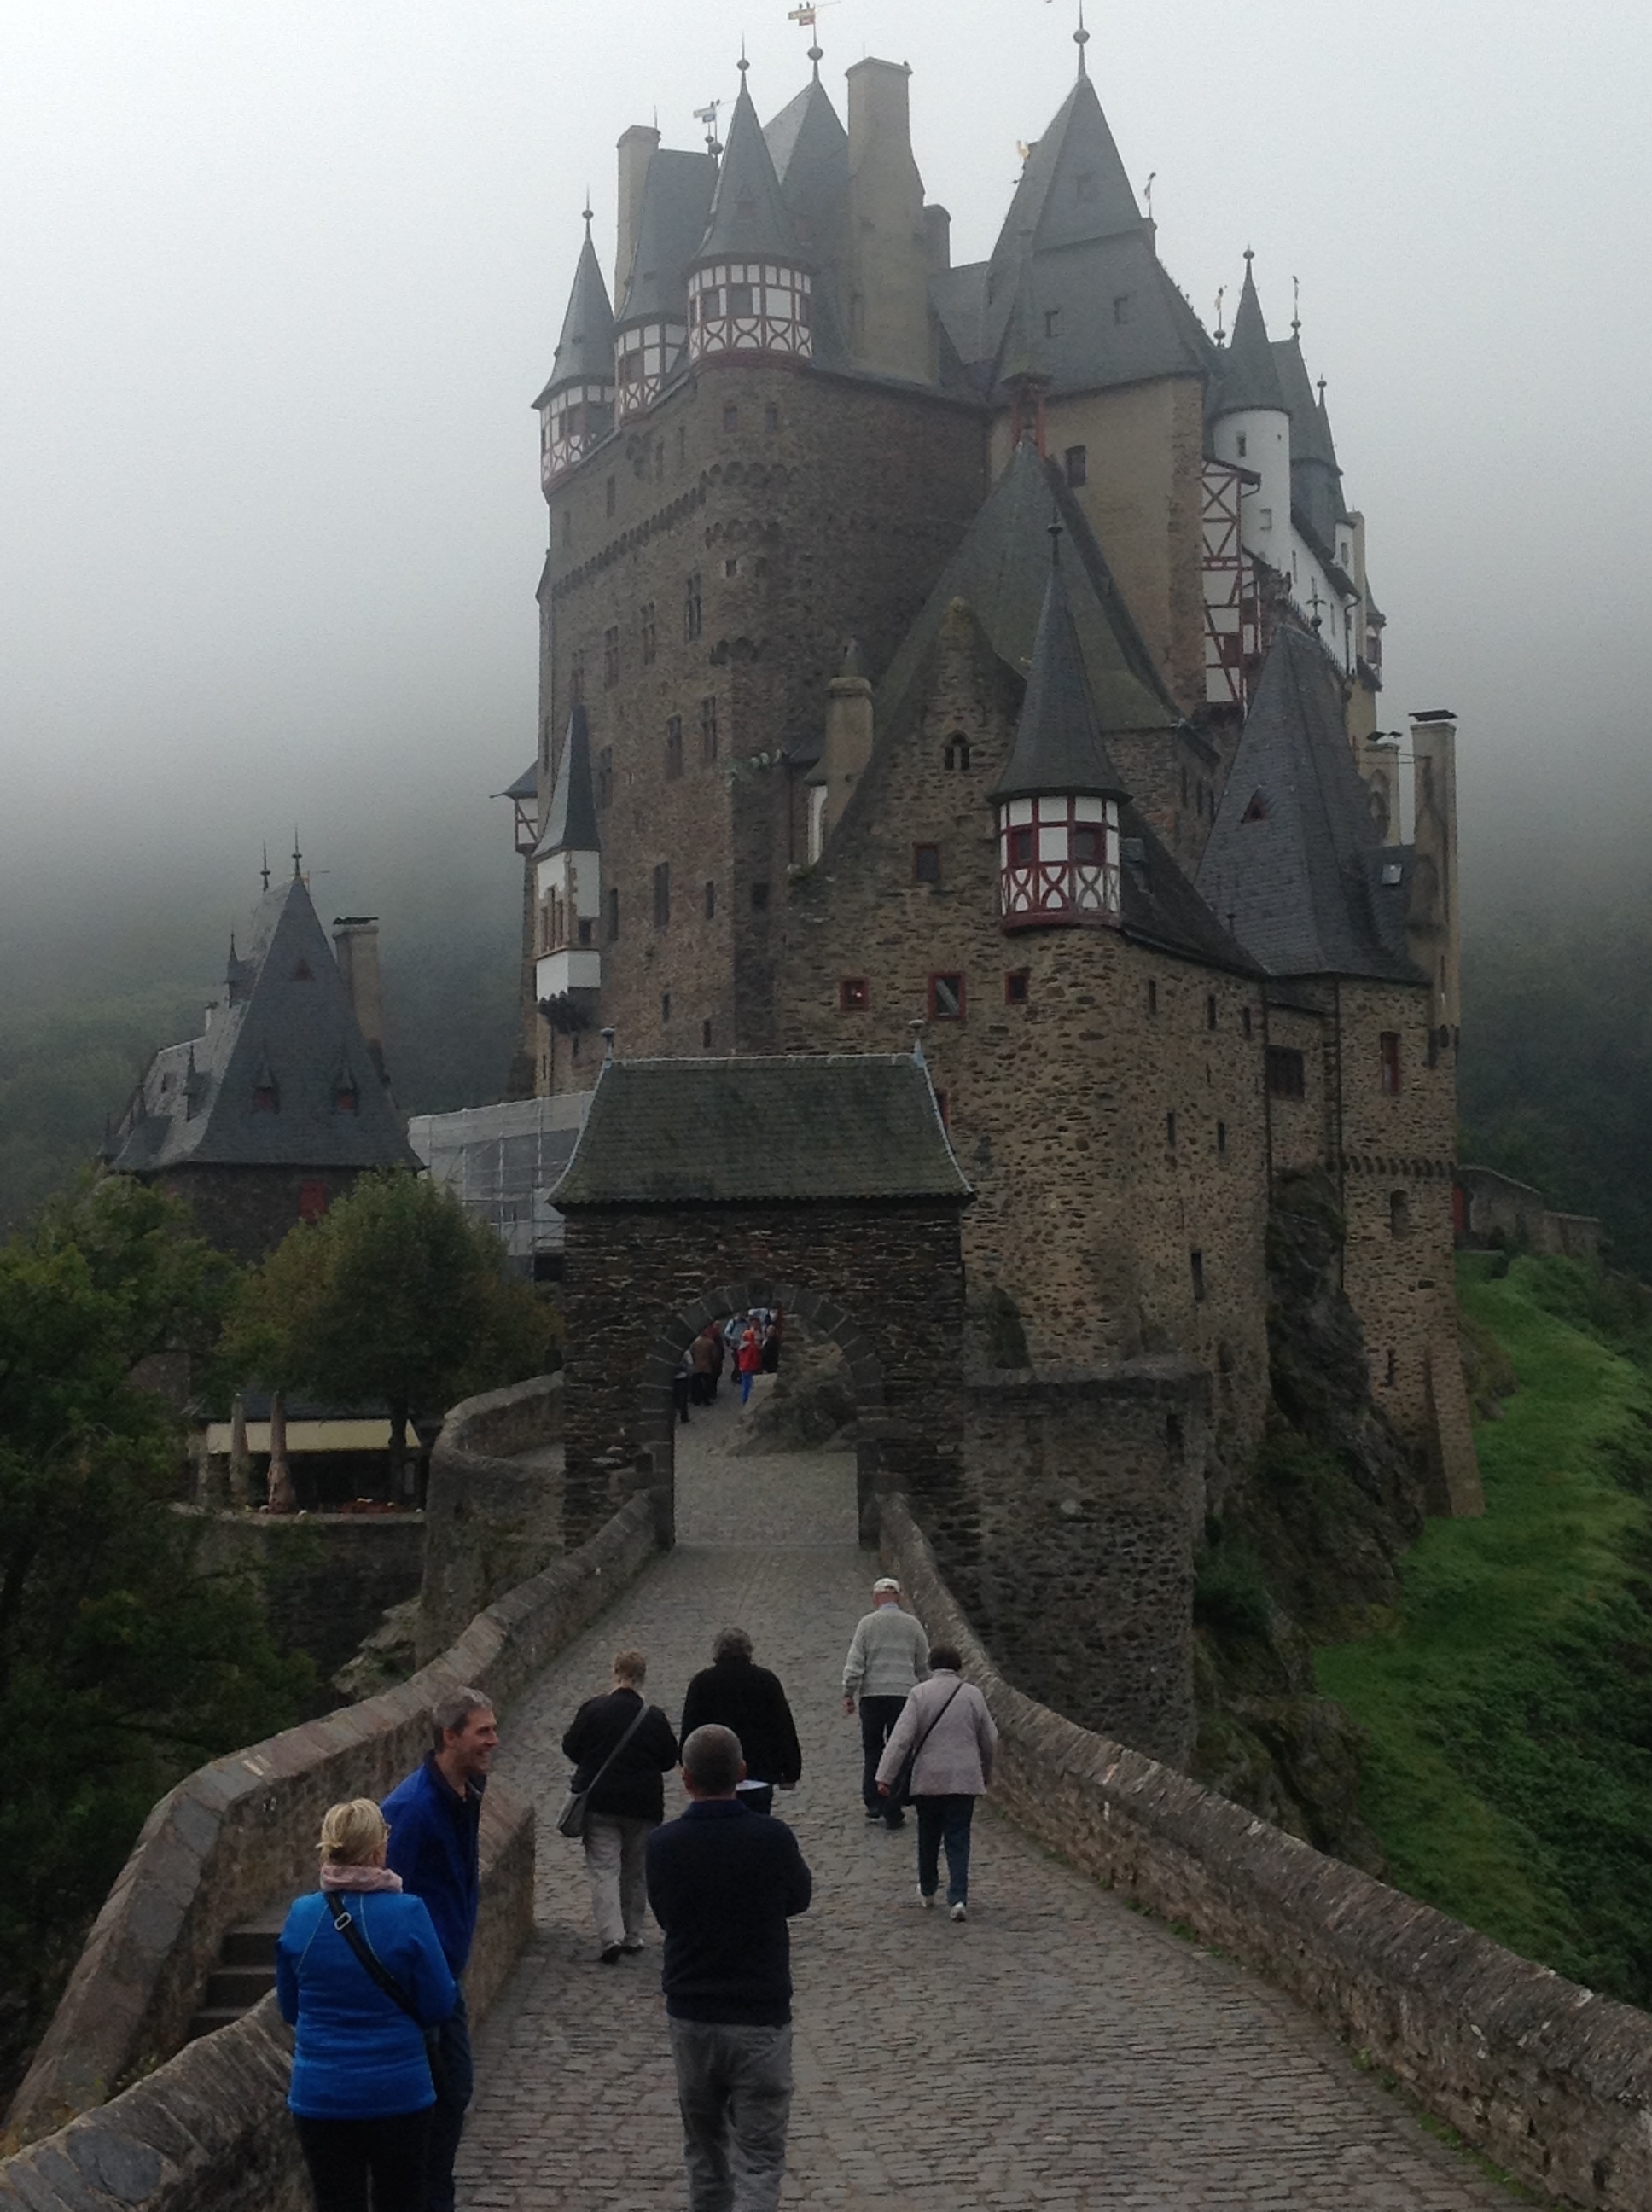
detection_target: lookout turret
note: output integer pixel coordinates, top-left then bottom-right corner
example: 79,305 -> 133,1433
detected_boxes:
534,213 -> 615,492
687,63 -> 814,368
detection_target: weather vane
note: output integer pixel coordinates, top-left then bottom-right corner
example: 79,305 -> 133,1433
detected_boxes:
1213,285 -> 1226,343
1292,273 -> 1301,336
694,97 -> 722,157
1045,0 -> 1090,76
787,0 -> 837,73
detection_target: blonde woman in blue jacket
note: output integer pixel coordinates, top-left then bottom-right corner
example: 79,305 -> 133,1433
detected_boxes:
277,1798 -> 457,2212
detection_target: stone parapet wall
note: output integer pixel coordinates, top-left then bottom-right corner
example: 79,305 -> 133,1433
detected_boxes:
420,1373 -> 566,1658
7,1478 -> 652,2145
186,1509 -> 427,1683
882,1492 -> 1652,2211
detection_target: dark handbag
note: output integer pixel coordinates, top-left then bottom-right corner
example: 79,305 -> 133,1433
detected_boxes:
326,1892 -> 450,2098
556,1698 -> 652,1839
887,1679 -> 965,1811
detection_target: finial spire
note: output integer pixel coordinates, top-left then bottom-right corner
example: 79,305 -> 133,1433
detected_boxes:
1048,520 -> 1064,567
1292,272 -> 1301,335
1073,0 -> 1090,76
292,829 -> 302,880
1243,244 -> 1254,270
260,841 -> 270,892
582,195 -> 593,230
1213,285 -> 1226,343
1317,374 -> 1327,405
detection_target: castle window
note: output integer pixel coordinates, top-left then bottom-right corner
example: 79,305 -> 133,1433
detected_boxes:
1390,1189 -> 1411,1239
299,1180 -> 327,1224
727,283 -> 753,317
723,403 -> 739,432
929,973 -> 965,1021
608,888 -> 620,940
1259,507 -> 1273,531
751,881 -> 770,911
913,843 -> 941,884
606,475 -> 616,518
840,977 -> 870,1011
1190,1249 -> 1207,1303
1166,1112 -> 1177,1149
640,602 -> 657,665
944,735 -> 971,771
603,625 -> 620,687
1044,307 -> 1062,339
597,747 -> 614,809
1241,789 -> 1268,824
1385,1348 -> 1398,1387
724,556 -> 739,578
666,717 -> 683,779
653,862 -> 671,928
1147,980 -> 1158,1015
1266,1045 -> 1306,1098
704,879 -> 716,919
765,403 -> 779,432
1064,445 -> 1087,487
701,695 -> 718,760
1236,433 -> 1248,459
702,1018 -> 713,1048
1206,994 -> 1218,1031
685,572 -> 703,642
1242,1006 -> 1253,1039
1005,969 -> 1029,1005
1218,1121 -> 1228,1155
578,918 -> 593,946
661,992 -> 672,1024
1380,1032 -> 1402,1094
569,650 -> 586,707
1009,824 -> 1033,866
1113,294 -> 1132,325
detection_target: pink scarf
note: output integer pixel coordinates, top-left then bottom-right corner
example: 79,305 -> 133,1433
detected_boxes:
320,1864 -> 404,1893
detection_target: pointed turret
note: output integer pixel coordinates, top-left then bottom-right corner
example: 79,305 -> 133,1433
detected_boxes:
614,148 -> 717,417
533,706 -> 603,1015
1211,257 -> 1288,417
992,536 -> 1129,930
1271,331 -> 1343,550
1208,255 -> 1292,563
533,217 -> 616,490
688,63 -> 815,367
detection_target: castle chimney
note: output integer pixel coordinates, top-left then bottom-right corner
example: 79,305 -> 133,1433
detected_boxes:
615,125 -> 660,304
1405,712 -> 1461,1039
846,59 -> 934,384
922,202 -> 951,275
813,643 -> 875,852
332,917 -> 388,1086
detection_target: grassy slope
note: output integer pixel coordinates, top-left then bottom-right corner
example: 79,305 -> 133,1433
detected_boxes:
1317,1255 -> 1652,2000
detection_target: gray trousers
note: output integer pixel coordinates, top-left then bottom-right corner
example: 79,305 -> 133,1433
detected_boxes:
582,1813 -> 651,1948
667,2018 -> 794,2212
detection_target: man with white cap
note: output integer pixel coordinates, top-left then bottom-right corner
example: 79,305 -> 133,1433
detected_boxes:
841,1577 -> 929,1830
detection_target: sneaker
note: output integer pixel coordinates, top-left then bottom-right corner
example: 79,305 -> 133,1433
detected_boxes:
598,1943 -> 624,1964
916,1888 -> 935,1909
950,1902 -> 968,1923
864,1807 -> 885,1823
620,1936 -> 644,1953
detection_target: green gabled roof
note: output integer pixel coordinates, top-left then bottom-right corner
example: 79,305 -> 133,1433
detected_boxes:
550,1054 -> 970,1207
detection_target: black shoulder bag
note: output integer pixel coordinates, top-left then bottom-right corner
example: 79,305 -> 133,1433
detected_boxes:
327,1893 -> 450,2098
556,1698 -> 653,1839
887,1679 -> 965,1812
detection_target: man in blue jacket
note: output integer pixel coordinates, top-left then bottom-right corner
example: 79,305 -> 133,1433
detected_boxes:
646,1723 -> 813,2212
383,1686 -> 498,2212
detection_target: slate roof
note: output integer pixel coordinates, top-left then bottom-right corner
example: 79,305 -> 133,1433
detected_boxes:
550,1054 -> 971,1207
1210,262 -> 1288,418
1271,333 -> 1344,546
535,224 -> 615,406
697,68 -> 801,266
988,74 -> 1143,268
990,549 -> 1130,801
499,763 -> 538,802
1195,625 -> 1422,983
109,875 -> 419,1175
764,74 -> 852,369
875,439 -> 1179,743
534,703 -> 600,859
617,150 -> 717,327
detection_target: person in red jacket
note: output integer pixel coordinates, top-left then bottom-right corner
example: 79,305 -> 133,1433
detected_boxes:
736,1324 -> 763,1406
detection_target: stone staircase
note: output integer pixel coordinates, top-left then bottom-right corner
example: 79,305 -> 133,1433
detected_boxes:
184,1907 -> 284,2040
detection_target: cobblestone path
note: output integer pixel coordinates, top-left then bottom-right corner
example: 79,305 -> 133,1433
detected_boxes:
459,1379 -> 1514,2209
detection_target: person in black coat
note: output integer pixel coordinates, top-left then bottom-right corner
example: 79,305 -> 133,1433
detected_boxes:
678,1628 -> 802,1818
561,1649 -> 679,1963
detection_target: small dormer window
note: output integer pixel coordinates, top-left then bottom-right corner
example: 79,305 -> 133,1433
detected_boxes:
253,1080 -> 277,1114
1241,789 -> 1268,824
334,1083 -> 359,1115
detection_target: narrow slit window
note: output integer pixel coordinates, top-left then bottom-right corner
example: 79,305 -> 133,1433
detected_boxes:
1380,1032 -> 1402,1094
1004,969 -> 1030,1005
840,977 -> 870,1011
913,843 -> 941,884
929,973 -> 965,1021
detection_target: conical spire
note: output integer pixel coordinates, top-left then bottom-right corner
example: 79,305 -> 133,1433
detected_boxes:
991,536 -> 1131,802
697,64 -> 803,264
1211,254 -> 1288,416
535,704 -> 600,858
989,75 -> 1141,275
547,218 -> 616,393
996,248 -> 1050,392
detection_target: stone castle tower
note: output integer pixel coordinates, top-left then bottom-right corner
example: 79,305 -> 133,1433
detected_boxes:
505,36 -> 1478,1529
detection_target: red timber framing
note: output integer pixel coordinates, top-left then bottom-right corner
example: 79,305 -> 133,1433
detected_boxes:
1202,461 -> 1258,711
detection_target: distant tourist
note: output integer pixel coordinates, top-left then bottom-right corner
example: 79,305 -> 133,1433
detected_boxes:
381,1689 -> 498,2212
561,1649 -> 680,1963
736,1323 -> 764,1405
680,1628 -> 802,1815
761,1308 -> 783,1374
841,1576 -> 929,1830
277,1797 -> 457,2212
646,1723 -> 813,2212
876,1644 -> 998,1921
689,1324 -> 720,1406
673,1351 -> 694,1425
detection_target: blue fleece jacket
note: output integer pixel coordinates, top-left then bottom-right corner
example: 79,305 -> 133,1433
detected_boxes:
381,1754 -> 482,1975
276,1890 -> 456,2120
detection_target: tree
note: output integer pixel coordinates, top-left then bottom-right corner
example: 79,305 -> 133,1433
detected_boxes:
224,1171 -> 553,1490
0,1176 -> 308,2092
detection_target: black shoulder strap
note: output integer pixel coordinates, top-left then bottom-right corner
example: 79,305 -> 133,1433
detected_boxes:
909,1678 -> 965,1762
584,1698 -> 652,1792
326,1894 -> 421,2022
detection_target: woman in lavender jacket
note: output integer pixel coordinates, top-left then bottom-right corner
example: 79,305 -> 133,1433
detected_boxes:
875,1644 -> 998,1922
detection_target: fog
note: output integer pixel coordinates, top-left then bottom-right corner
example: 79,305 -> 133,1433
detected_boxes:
2,0 -> 1647,974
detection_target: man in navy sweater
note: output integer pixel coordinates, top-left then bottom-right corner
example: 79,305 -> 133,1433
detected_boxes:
383,1686 -> 498,2212
646,1723 -> 813,2212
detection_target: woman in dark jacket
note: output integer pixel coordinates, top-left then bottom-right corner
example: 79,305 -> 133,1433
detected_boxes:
561,1647 -> 679,1963
679,1627 -> 802,1816
276,1797 -> 457,2212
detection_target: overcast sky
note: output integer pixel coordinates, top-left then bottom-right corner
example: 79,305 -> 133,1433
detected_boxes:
2,0 -> 1647,940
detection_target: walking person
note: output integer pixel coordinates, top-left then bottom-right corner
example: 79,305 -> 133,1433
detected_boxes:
876,1644 -> 998,1920
278,1797 -> 457,2212
760,1307 -> 783,1375
673,1351 -> 694,1426
736,1323 -> 763,1405
689,1324 -> 719,1406
381,1689 -> 497,2212
646,1725 -> 813,2212
681,1628 -> 802,1817
841,1575 -> 928,1830
561,1649 -> 680,1963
